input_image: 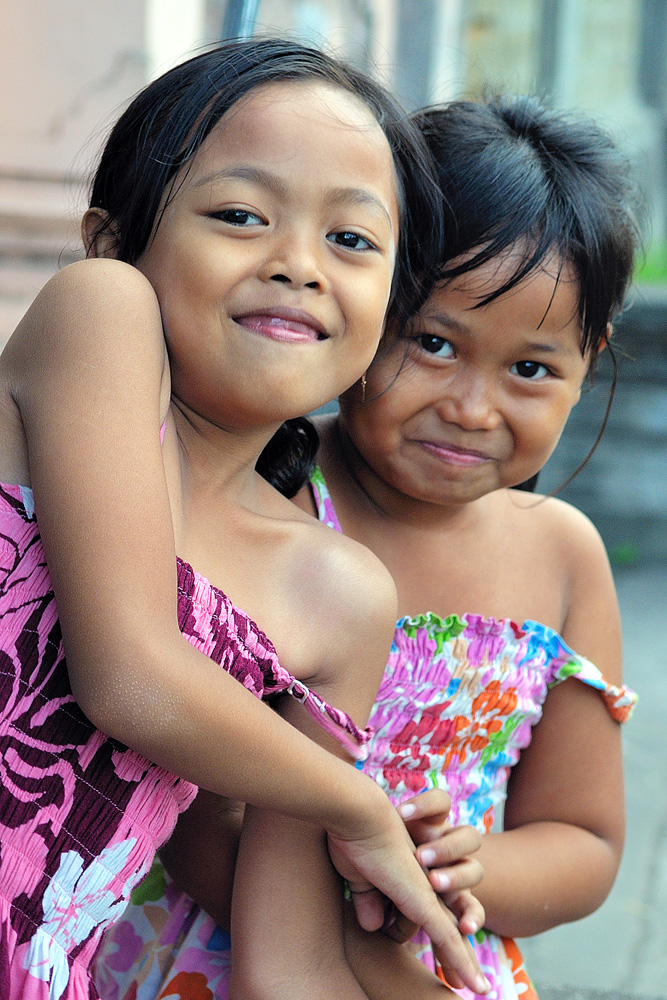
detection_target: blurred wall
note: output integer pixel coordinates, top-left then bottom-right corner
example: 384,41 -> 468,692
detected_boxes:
1,2 -> 665,566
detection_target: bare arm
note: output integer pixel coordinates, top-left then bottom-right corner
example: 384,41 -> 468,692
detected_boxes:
230,551 -> 396,1000
230,561 -> 487,1000
470,507 -> 625,938
11,260 -> 370,825
6,260 -> 483,969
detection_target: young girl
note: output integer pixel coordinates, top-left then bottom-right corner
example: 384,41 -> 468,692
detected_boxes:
0,39 -> 492,1000
97,95 -> 640,1000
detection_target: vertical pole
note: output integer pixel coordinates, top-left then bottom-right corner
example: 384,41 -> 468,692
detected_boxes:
222,0 -> 259,39
537,0 -> 582,107
394,0 -> 437,110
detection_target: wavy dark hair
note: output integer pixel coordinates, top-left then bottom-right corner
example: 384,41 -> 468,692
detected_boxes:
413,95 -> 643,490
88,38 -> 443,496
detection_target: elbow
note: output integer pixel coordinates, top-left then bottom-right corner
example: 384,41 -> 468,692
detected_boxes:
66,637 -> 182,751
229,969 -> 293,1000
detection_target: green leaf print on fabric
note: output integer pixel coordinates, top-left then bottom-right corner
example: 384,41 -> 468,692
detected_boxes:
130,859 -> 167,905
480,713 -> 524,766
402,613 -> 467,656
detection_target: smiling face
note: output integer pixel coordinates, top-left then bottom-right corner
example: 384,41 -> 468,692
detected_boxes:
339,251 -> 591,509
133,79 -> 399,430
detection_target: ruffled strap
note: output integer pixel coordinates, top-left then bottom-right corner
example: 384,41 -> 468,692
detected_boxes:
265,675 -> 372,762
177,556 -> 371,761
552,655 -> 637,723
524,620 -> 638,723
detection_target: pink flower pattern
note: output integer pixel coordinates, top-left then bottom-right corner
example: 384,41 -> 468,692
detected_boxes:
0,481 -> 363,998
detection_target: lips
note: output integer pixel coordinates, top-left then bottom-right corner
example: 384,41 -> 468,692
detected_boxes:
419,440 -> 492,466
234,308 -> 327,343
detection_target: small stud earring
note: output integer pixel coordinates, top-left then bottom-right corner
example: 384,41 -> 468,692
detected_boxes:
360,371 -> 367,402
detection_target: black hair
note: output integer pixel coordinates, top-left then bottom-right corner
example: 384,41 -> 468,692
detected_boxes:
88,38 -> 443,497
412,95 -> 643,488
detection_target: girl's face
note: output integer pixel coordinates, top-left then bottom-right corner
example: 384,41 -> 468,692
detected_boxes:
339,252 -> 591,508
134,79 -> 400,429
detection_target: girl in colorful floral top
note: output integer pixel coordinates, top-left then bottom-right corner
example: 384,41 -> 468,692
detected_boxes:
94,95 -> 640,1000
0,39 -> 495,1000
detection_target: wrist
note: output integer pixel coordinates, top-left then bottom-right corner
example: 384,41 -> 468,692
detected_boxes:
324,765 -> 391,840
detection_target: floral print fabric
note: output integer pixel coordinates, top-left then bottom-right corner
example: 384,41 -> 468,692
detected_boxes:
312,465 -> 636,998
0,481 -> 363,999
93,466 -> 636,1000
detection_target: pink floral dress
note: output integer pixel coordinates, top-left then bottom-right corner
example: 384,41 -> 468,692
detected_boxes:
0,480 -> 369,1000
92,466 -> 636,1000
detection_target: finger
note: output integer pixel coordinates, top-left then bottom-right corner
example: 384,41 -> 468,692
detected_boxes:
427,857 -> 484,895
422,898 -> 491,995
415,825 -> 482,869
443,889 -> 485,937
397,788 -> 451,836
348,884 -> 387,932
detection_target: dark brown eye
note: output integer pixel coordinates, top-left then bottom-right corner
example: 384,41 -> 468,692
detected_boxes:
418,335 -> 454,358
327,232 -> 375,251
511,360 -> 549,379
213,209 -> 263,226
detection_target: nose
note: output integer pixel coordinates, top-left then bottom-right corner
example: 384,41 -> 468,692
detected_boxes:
258,229 -> 328,291
435,368 -> 502,432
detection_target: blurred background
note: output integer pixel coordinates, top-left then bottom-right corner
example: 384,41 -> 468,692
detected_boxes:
0,2 -> 665,997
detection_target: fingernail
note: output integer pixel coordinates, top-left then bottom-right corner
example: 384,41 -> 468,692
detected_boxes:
467,920 -> 478,935
419,848 -> 436,866
397,803 -> 416,818
476,974 -> 491,993
433,871 -> 450,890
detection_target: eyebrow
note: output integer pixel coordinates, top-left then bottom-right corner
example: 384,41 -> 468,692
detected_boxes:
194,165 -> 393,229
424,311 -> 574,354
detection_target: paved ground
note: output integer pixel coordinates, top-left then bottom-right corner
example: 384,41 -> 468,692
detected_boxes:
520,562 -> 667,1000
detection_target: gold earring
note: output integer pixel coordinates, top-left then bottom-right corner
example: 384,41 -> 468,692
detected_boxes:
360,371 -> 367,402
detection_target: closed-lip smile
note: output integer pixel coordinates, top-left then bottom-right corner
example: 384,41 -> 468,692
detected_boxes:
234,307 -> 328,343
418,439 -> 492,466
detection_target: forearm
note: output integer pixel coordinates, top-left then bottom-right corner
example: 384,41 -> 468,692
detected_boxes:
75,627 -> 385,839
158,789 -> 244,930
475,822 -> 621,937
230,805 -> 369,1000
344,905 -> 455,1000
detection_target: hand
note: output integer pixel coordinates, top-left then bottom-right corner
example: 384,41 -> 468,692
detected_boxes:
398,790 -> 485,936
326,786 -> 490,995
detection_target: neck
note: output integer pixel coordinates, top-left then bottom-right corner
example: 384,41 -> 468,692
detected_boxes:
170,396 -> 282,500
327,416 -> 486,533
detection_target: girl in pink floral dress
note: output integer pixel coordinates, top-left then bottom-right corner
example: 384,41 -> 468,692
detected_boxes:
94,95 -> 639,1000
0,39 -> 492,1000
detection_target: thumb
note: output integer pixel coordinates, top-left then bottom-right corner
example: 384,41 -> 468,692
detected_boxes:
347,882 -> 386,932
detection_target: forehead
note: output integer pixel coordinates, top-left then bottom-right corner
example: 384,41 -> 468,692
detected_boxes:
187,80 -> 398,208
219,79 -> 384,142
430,251 -> 582,338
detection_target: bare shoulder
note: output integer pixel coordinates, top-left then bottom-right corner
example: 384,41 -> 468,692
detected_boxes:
5,259 -> 167,411
35,257 -> 155,305
297,508 -> 397,624
0,259 -> 169,485
509,489 -> 610,570
286,507 -> 398,682
7,259 -> 162,362
511,490 -> 621,675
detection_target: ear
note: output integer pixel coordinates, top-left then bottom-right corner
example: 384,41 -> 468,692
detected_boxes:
81,208 -> 120,259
